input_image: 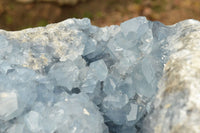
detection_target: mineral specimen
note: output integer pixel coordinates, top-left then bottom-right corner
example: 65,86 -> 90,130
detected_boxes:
0,17 -> 199,133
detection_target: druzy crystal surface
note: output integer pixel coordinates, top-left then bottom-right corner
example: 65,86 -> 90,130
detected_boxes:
0,17 -> 200,133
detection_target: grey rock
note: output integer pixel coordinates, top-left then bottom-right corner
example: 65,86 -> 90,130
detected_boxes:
142,20 -> 200,133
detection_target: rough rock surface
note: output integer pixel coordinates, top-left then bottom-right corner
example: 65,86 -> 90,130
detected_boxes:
0,17 -> 199,133
142,20 -> 200,133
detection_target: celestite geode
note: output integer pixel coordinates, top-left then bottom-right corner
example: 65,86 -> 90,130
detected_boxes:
0,17 -> 200,133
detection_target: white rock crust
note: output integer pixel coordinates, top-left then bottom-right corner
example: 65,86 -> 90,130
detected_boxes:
143,20 -> 200,133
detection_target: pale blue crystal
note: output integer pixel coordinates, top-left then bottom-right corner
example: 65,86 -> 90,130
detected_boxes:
49,60 -> 79,90
126,104 -> 138,121
0,92 -> 18,121
89,59 -> 108,81
24,111 -> 41,132
7,124 -> 24,133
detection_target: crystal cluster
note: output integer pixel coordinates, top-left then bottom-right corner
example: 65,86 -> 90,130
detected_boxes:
0,17 -> 199,133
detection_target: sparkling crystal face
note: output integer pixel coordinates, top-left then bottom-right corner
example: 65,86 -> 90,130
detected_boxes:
0,17 -> 198,133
